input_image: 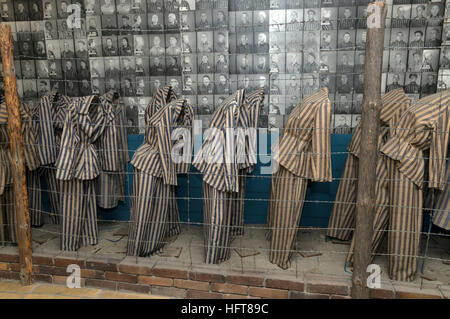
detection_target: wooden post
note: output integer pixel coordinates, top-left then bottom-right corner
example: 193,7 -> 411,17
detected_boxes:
351,2 -> 387,299
0,24 -> 33,285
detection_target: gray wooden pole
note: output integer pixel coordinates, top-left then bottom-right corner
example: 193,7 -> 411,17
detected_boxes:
351,2 -> 387,299
0,24 -> 33,285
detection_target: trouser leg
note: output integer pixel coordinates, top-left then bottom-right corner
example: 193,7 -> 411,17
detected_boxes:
203,182 -> 233,264
60,179 -> 83,251
230,173 -> 246,237
268,166 -> 308,270
96,171 -> 119,210
44,166 -> 61,224
388,160 -> 422,281
347,156 -> 390,265
3,186 -> 16,244
167,185 -> 181,238
327,153 -> 359,240
80,180 -> 98,247
28,169 -> 43,227
127,169 -> 169,256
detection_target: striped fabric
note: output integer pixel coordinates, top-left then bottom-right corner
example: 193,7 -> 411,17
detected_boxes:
267,88 -> 332,269
55,91 -> 119,251
96,94 -> 130,209
230,88 -> 265,237
127,91 -> 194,257
193,89 -> 251,264
327,89 -> 411,241
380,89 -> 450,281
432,157 -> 450,230
36,93 -> 71,224
0,101 -> 40,242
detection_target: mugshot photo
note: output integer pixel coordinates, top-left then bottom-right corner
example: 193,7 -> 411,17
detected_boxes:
321,7 -> 337,30
270,53 -> 286,74
404,72 -> 422,94
320,30 -> 337,50
182,54 -> 197,74
197,31 -> 213,53
89,58 -> 105,78
180,11 -> 195,31
197,53 -> 213,73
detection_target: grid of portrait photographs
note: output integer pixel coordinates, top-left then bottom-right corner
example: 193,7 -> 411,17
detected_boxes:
0,0 -> 448,132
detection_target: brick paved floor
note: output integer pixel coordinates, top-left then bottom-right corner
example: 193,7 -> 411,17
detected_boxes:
0,280 -> 167,299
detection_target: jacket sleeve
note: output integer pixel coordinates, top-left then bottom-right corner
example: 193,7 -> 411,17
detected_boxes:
37,98 -> 57,165
223,102 -> 239,192
55,105 -> 76,180
157,108 -> 177,186
310,99 -> 332,182
96,101 -> 119,172
429,112 -> 450,190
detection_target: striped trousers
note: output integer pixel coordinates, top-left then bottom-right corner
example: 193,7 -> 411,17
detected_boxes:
327,153 -> 359,241
28,169 -> 43,227
96,171 -> 126,210
31,166 -> 61,226
127,169 -> 173,256
230,173 -> 247,237
266,166 -> 308,270
432,159 -> 450,231
346,156 -> 390,265
59,179 -> 98,251
386,159 -> 423,281
167,185 -> 181,238
0,186 -> 15,244
202,182 -> 234,264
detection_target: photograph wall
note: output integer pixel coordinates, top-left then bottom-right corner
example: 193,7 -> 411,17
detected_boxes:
0,0 -> 448,132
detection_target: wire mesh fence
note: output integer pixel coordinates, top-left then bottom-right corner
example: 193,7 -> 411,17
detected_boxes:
0,0 -> 448,287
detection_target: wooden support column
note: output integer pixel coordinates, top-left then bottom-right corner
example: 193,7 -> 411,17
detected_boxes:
351,2 -> 387,299
0,24 -> 33,285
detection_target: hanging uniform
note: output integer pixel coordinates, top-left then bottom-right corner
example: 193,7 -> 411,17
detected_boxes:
127,87 -> 193,257
193,89 -> 250,264
0,101 -> 40,243
230,88 -> 265,237
96,96 -> 130,209
55,91 -> 119,251
35,92 -> 71,225
327,89 -> 411,246
431,156 -> 450,231
380,89 -> 450,281
266,88 -> 332,270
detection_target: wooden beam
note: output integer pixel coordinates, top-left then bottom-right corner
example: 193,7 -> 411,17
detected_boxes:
0,24 -> 33,285
351,2 -> 387,299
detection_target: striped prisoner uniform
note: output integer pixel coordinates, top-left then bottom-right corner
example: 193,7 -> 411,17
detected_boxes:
267,88 -> 332,270
0,101 -> 40,243
340,90 -> 412,266
55,91 -> 119,251
230,88 -> 265,237
327,89 -> 411,247
380,89 -> 450,281
96,95 -> 130,209
35,93 -> 71,225
127,87 -> 193,256
193,89 -> 251,264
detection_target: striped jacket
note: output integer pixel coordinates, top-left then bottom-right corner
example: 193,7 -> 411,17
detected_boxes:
55,91 -> 119,181
381,89 -> 450,190
193,89 -> 251,193
347,88 -> 411,159
130,86 -> 185,174
131,98 -> 194,185
37,92 -> 71,166
0,101 -> 40,194
272,88 -> 332,182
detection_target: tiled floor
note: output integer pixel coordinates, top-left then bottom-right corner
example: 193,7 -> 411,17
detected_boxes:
28,222 -> 450,287
0,280 -> 167,299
